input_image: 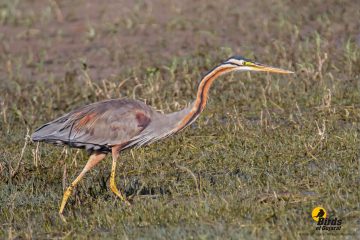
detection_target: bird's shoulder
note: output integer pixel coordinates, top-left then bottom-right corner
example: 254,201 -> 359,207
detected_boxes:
67,98 -> 155,130
64,98 -> 155,147
72,98 -> 154,115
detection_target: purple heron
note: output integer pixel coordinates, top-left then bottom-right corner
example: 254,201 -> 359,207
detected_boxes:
31,56 -> 293,214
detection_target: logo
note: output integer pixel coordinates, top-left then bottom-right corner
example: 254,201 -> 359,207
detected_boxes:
312,207 -> 327,222
312,206 -> 342,231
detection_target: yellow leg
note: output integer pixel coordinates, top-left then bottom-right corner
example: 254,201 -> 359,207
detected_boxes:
59,152 -> 106,214
109,147 -> 130,205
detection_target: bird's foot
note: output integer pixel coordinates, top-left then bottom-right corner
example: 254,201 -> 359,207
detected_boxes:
59,185 -> 74,215
110,181 -> 131,206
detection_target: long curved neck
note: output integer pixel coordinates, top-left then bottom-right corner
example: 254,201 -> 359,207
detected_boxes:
173,64 -> 235,131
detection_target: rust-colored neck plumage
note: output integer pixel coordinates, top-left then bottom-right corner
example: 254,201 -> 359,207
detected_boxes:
175,64 -> 234,131
124,63 -> 236,148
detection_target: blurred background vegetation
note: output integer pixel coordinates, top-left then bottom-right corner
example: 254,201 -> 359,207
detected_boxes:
0,0 -> 359,239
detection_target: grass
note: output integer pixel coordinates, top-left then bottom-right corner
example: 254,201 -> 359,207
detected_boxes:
0,0 -> 359,239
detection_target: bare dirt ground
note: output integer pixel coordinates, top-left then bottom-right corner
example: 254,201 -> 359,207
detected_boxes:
2,0 -> 356,81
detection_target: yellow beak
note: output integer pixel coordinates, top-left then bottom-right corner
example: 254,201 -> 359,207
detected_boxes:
249,62 -> 294,74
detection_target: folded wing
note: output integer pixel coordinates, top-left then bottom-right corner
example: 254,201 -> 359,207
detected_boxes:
31,99 -> 152,152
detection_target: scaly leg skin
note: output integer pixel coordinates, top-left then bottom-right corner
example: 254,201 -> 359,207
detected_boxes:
59,152 -> 106,215
110,146 -> 130,205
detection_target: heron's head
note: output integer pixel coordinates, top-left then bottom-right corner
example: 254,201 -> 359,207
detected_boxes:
223,56 -> 293,74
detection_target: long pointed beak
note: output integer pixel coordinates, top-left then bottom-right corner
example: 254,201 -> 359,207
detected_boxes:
250,63 -> 294,74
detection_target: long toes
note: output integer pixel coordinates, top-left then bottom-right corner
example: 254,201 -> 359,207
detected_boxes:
59,213 -> 67,222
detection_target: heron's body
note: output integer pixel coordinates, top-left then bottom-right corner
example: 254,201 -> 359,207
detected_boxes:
31,56 -> 293,214
32,98 -> 180,153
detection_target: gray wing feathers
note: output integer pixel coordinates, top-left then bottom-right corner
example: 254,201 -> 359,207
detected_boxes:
32,99 -> 152,151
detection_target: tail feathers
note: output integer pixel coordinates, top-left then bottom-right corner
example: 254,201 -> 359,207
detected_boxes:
31,122 -> 69,142
31,119 -> 88,144
31,123 -> 111,153
31,132 -> 63,143
31,124 -> 50,141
